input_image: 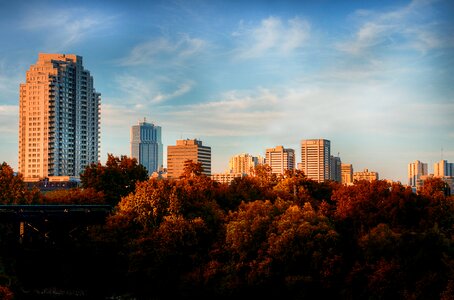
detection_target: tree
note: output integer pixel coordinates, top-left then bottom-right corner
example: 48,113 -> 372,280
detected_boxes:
0,286 -> 13,300
180,160 -> 204,179
42,188 -> 105,204
80,154 -> 148,205
0,162 -> 40,204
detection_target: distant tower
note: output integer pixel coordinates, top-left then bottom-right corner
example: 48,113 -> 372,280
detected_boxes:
265,146 -> 295,175
300,139 -> 330,182
408,160 -> 428,187
329,155 -> 342,182
434,160 -> 454,178
229,153 -> 264,175
130,119 -> 163,176
341,163 -> 353,185
19,53 -> 101,180
167,139 -> 211,178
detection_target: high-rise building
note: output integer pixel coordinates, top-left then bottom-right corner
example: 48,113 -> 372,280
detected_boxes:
434,160 -> 454,178
19,53 -> 100,180
408,160 -> 428,187
228,153 -> 264,175
341,163 -> 353,185
300,139 -> 330,182
330,155 -> 342,182
353,168 -> 379,182
130,119 -> 163,176
265,146 -> 295,175
167,139 -> 211,178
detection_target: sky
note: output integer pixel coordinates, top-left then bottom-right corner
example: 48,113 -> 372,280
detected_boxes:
0,0 -> 453,183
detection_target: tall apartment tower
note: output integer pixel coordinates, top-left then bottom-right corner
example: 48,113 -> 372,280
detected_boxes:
341,163 -> 353,185
228,153 -> 264,175
408,160 -> 428,187
300,139 -> 330,182
167,139 -> 211,178
19,53 -> 100,180
265,146 -> 295,175
434,160 -> 454,178
130,119 -> 163,176
330,155 -> 342,182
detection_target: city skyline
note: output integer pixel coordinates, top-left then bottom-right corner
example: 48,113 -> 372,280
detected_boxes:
1,0 -> 453,183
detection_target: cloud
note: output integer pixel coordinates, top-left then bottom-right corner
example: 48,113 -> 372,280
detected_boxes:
338,0 -> 452,55
0,60 -> 22,100
232,16 -> 310,59
151,82 -> 193,103
21,8 -> 115,48
0,105 -> 18,134
115,74 -> 194,104
161,88 -> 283,136
120,34 -> 207,66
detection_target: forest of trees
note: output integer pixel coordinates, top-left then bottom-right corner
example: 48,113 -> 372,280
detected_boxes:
1,158 -> 454,299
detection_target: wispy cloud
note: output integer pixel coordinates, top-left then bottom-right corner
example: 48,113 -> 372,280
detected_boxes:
337,0 -> 451,55
232,16 -> 310,59
162,88 -> 283,136
115,74 -> 194,105
120,34 -> 207,66
21,8 -> 115,48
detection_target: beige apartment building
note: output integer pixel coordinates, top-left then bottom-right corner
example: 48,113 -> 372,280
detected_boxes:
408,160 -> 428,188
19,53 -> 100,180
341,163 -> 353,185
265,146 -> 295,175
228,153 -> 264,175
211,172 -> 246,184
434,160 -> 454,178
353,168 -> 379,182
300,139 -> 330,182
167,139 -> 211,178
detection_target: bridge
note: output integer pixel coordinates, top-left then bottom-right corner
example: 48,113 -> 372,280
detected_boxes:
0,205 -> 112,243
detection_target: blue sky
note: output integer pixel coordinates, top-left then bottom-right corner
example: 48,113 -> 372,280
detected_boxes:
0,0 -> 453,183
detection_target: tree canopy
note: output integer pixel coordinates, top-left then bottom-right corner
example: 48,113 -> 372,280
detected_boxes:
80,154 -> 148,205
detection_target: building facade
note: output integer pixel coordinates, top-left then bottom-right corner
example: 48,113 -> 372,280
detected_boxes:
265,146 -> 295,175
211,172 -> 246,184
408,160 -> 428,188
353,168 -> 379,182
341,163 -> 353,185
19,53 -> 100,180
300,139 -> 330,182
130,119 -> 163,176
330,155 -> 342,182
434,160 -> 454,178
228,153 -> 264,175
167,139 -> 211,178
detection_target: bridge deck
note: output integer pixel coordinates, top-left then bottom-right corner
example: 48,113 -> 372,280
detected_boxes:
0,205 -> 112,223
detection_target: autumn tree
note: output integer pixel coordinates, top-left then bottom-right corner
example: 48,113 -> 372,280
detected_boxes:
42,187 -> 105,204
208,199 -> 340,298
103,165 -> 225,298
0,162 -> 40,204
80,154 -> 148,205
